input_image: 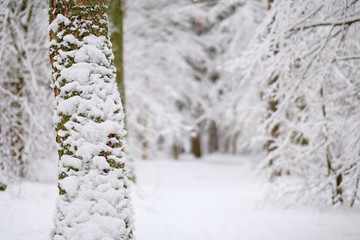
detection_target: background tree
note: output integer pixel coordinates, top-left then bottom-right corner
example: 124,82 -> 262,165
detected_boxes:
220,0 -> 360,206
49,0 -> 134,238
124,0 -> 266,159
0,0 -> 54,187
109,0 -> 126,116
108,0 -> 136,182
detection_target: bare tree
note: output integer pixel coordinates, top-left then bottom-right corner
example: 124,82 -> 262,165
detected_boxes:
0,0 -> 54,185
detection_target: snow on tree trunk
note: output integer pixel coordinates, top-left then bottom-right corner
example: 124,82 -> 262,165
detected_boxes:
49,1 -> 134,239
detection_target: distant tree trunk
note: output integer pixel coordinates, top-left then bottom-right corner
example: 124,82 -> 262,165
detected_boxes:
268,0 -> 274,10
1,0 -> 34,178
0,160 -> 6,191
141,133 -> 149,160
264,1 -> 284,180
8,4 -> 27,176
320,87 -> 343,204
138,105 -> 149,160
172,142 -> 181,160
109,0 -> 126,119
266,73 -> 279,154
108,0 -> 136,182
264,5 -> 279,157
208,121 -> 218,153
8,76 -> 26,178
49,1 -> 134,239
191,133 -> 202,158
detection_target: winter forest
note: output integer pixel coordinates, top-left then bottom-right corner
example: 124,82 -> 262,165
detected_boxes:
1,0 -> 360,239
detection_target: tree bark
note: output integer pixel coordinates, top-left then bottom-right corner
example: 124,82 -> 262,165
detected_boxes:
191,133 -> 202,158
49,1 -> 134,239
109,0 -> 126,119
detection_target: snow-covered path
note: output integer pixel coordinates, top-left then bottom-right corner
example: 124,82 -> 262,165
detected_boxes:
1,155 -> 360,240
133,155 -> 360,240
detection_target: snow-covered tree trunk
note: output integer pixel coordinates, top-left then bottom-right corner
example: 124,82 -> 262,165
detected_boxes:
49,1 -> 134,239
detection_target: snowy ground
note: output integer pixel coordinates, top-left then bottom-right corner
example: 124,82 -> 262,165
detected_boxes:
1,154 -> 360,240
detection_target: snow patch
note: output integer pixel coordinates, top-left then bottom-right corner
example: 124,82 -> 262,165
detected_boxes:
60,176 -> 79,197
48,14 -> 71,32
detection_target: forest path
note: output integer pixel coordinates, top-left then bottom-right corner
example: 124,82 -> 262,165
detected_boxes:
133,154 -> 360,240
1,154 -> 360,240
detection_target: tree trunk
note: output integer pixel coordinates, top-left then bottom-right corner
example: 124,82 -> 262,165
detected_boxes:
172,143 -> 181,160
109,0 -> 126,120
49,1 -> 134,239
208,121 -> 218,153
265,73 -> 279,154
268,0 -> 274,10
320,88 -> 343,204
191,133 -> 202,158
108,0 -> 136,182
3,1 -> 32,178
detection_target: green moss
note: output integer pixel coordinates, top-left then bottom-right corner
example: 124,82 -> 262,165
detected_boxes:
58,148 -> 64,159
67,166 -> 79,172
108,159 -> 116,168
113,141 -> 122,148
56,114 -> 71,132
64,90 -> 81,100
107,159 -> 125,169
58,140 -> 74,160
64,56 -> 75,68
64,149 -> 74,156
59,172 -> 68,180
58,184 -> 67,195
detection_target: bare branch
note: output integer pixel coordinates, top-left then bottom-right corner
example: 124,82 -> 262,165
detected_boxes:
336,55 -> 360,61
290,16 -> 360,32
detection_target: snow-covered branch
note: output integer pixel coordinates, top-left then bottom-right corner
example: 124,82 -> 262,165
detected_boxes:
290,16 -> 360,32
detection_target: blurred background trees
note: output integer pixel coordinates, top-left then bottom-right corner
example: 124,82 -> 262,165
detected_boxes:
217,0 -> 360,205
0,0 -> 359,206
0,0 -> 55,188
124,0 -> 266,158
